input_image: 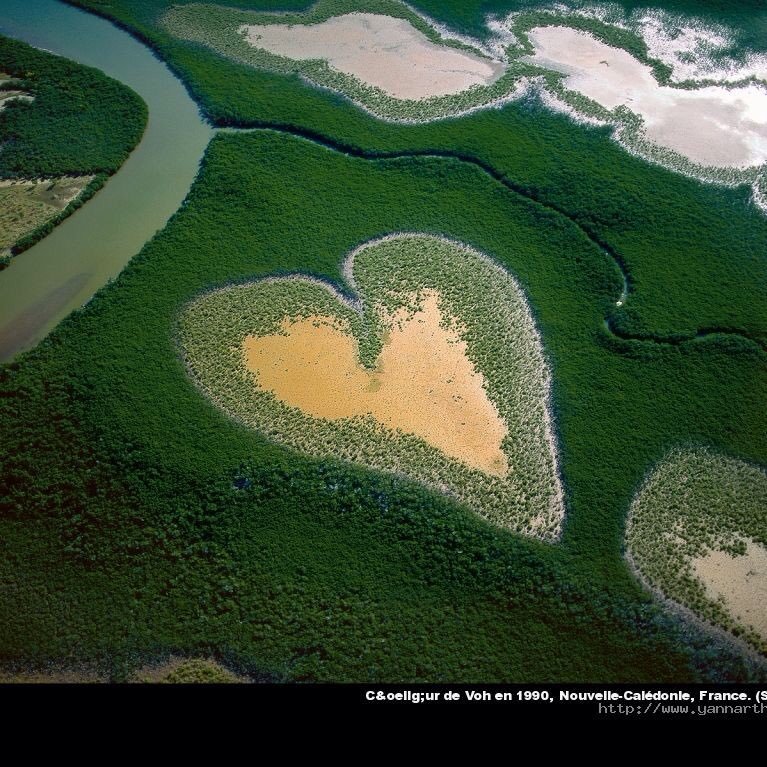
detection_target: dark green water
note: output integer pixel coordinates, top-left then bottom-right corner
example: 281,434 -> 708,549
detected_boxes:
0,0 -> 213,361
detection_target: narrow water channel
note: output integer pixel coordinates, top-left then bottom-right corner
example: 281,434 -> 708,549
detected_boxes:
0,0 -> 213,361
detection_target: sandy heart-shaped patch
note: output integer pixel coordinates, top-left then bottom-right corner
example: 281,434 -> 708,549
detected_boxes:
242,289 -> 509,477
178,234 -> 564,539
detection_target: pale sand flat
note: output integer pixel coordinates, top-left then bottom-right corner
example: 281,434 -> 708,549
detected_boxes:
692,539 -> 767,642
243,290 -> 508,476
524,25 -> 767,169
0,176 -> 93,251
240,12 -> 504,100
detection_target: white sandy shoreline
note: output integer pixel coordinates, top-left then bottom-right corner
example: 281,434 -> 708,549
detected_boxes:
522,24 -> 767,170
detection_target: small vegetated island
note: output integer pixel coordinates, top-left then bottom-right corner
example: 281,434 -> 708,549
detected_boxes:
179,234 -> 564,538
0,35 -> 146,265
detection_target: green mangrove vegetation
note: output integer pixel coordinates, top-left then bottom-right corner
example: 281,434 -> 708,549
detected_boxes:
63,0 -> 767,346
1,0 -> 765,681
2,128 -> 766,680
0,34 -> 146,259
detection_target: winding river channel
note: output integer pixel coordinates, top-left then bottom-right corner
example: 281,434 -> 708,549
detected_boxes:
0,1 -> 761,362
0,0 -> 213,361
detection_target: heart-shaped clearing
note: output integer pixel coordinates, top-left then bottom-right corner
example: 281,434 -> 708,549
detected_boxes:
178,234 -> 564,539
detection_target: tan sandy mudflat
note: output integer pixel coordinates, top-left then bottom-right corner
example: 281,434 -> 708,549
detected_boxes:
692,539 -> 767,642
0,176 -> 92,251
243,290 -> 508,476
523,25 -> 767,169
240,12 -> 504,100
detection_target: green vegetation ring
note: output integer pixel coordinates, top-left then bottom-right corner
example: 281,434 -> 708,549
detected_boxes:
177,233 -> 565,539
626,448 -> 767,656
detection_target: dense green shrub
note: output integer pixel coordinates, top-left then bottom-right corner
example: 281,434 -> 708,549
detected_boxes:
0,35 -> 147,255
2,130 -> 765,679
63,0 -> 767,343
1,0 -> 765,680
